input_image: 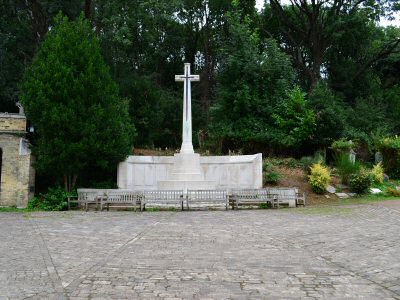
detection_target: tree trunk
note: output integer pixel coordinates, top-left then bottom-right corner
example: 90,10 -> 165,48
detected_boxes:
64,174 -> 78,193
84,0 -> 92,19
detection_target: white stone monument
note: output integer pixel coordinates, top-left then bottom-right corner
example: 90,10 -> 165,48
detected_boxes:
158,63 -> 216,191
118,63 -> 262,191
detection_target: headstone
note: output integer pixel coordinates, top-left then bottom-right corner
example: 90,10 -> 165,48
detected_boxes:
335,192 -> 349,199
336,184 -> 349,189
16,102 -> 24,115
375,152 -> 383,164
384,174 -> 390,182
370,188 -> 382,194
326,185 -> 336,193
349,149 -> 356,164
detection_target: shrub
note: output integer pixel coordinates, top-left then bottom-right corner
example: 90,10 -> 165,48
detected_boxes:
387,188 -> 400,197
309,163 -> 331,194
379,136 -> 400,179
300,151 -> 324,174
348,169 -> 372,194
371,162 -> 384,184
263,162 -> 282,185
27,186 -> 70,211
331,139 -> 356,154
334,153 -> 361,184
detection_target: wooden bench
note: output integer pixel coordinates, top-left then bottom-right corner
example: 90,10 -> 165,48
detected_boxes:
101,191 -> 142,211
68,189 -> 105,211
230,189 -> 274,209
268,188 -> 306,208
186,190 -> 228,210
142,190 -> 184,211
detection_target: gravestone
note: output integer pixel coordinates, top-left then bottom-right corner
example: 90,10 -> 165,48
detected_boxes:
375,152 -> 383,164
349,149 -> 356,164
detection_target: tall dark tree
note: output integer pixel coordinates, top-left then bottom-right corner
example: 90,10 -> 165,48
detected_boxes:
264,0 -> 400,92
20,14 -> 135,191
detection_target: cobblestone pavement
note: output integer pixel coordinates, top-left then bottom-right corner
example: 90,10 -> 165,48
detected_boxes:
1,203 -> 400,299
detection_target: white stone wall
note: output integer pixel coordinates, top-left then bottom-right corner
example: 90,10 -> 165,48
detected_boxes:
117,154 -> 262,191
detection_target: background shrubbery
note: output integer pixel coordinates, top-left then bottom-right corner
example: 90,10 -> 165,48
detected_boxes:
379,136 -> 400,179
309,163 -> 331,194
28,187 -> 71,211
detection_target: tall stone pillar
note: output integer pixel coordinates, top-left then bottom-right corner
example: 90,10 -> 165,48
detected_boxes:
0,113 -> 35,207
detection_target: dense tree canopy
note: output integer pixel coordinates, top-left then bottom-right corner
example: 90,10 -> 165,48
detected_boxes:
1,0 -> 399,180
20,14 -> 135,191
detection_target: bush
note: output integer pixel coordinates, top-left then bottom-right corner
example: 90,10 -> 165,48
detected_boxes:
263,162 -> 282,185
348,169 -> 372,194
371,162 -> 384,184
309,163 -> 331,194
334,153 -> 361,184
300,151 -> 324,174
331,139 -> 356,154
27,186 -> 70,211
379,136 -> 400,179
387,188 -> 400,197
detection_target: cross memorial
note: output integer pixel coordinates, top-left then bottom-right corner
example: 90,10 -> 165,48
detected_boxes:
175,63 -> 200,154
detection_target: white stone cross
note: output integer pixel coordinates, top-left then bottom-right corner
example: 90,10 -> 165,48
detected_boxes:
175,63 -> 200,154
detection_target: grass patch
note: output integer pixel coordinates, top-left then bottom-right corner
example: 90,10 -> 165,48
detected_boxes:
339,194 -> 400,205
0,206 -> 30,212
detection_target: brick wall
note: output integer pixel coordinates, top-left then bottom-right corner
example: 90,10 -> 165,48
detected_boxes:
0,114 -> 34,207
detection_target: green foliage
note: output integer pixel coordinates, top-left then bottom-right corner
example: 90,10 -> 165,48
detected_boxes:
387,188 -> 400,197
263,162 -> 282,185
20,13 -> 135,191
300,151 -> 325,174
272,86 -> 316,148
371,163 -> 384,184
334,153 -> 361,184
259,202 -> 270,209
0,1 -> 35,112
379,136 -> 400,178
2,0 -> 400,165
348,168 -> 372,194
331,139 -> 355,153
308,83 -> 347,147
265,157 -> 302,168
27,186 -> 70,211
210,7 -> 299,151
309,163 -> 331,194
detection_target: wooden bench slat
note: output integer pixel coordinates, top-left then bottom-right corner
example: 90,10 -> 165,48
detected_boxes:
142,190 -> 184,211
186,190 -> 228,210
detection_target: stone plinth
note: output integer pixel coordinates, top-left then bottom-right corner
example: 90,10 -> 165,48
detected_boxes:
157,152 -> 217,191
118,154 -> 262,191
158,180 -> 217,191
168,153 -> 203,180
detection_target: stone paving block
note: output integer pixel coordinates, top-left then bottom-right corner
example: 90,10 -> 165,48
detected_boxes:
0,206 -> 400,299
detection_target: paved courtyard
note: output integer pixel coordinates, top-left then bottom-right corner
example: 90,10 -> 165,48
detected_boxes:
1,203 -> 400,300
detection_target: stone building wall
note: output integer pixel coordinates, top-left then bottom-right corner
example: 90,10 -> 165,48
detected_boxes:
0,113 -> 35,207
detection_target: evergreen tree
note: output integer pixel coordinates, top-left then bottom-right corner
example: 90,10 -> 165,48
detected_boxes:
210,4 -> 305,152
20,13 -> 135,191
